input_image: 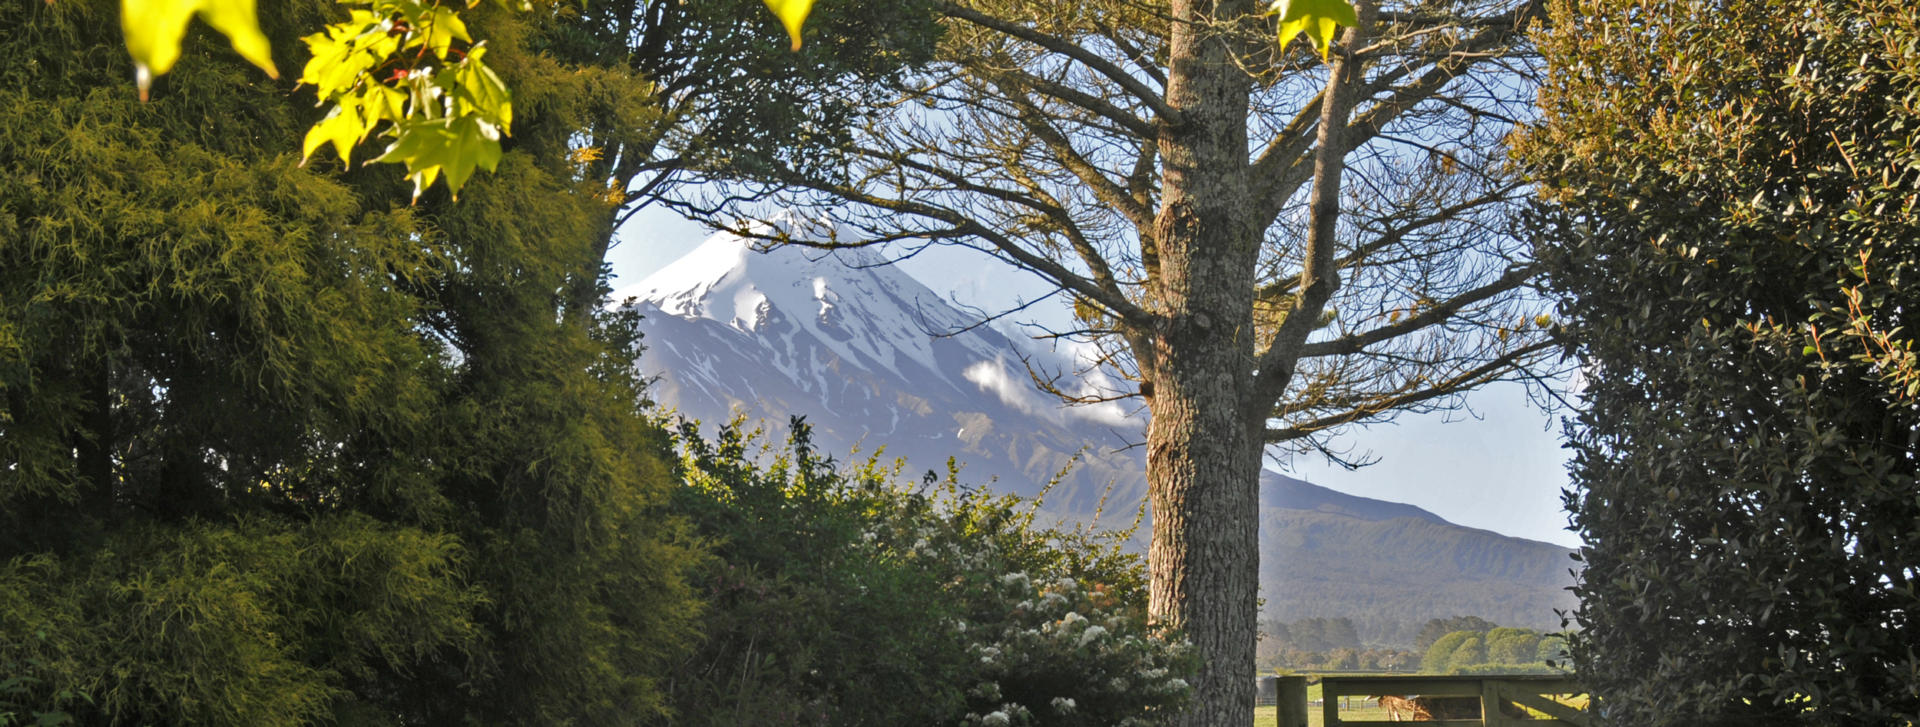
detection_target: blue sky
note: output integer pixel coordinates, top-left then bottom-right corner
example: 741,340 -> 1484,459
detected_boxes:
610,206 -> 1582,548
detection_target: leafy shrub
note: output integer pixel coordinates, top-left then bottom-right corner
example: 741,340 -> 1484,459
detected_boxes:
0,631 -> 80,727
957,573 -> 1193,727
660,418 -> 1194,727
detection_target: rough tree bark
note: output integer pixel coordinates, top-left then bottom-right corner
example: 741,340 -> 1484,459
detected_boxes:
1141,1 -> 1267,721
1145,3 -> 1378,722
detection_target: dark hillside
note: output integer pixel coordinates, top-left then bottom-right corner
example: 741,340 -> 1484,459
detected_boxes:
1260,504 -> 1577,642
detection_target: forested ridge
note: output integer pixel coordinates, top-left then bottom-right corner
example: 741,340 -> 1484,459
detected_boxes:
1261,508 -> 1576,640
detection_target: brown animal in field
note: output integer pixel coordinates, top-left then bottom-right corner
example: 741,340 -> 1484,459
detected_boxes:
1374,695 -> 1429,721
1372,695 -> 1529,721
1415,696 -> 1483,720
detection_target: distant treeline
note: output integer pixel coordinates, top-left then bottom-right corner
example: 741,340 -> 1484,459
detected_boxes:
1258,615 -> 1570,674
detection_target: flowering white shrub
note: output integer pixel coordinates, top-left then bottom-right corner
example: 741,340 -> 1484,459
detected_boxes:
951,569 -> 1194,726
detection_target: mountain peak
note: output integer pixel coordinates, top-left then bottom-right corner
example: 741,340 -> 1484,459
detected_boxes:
614,223 -> 995,381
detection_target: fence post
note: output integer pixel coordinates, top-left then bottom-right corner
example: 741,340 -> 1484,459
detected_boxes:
1482,679 -> 1514,727
1274,676 -> 1308,727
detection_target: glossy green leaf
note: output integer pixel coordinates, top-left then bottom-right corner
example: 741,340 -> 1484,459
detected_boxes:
122,0 -> 278,100
1270,0 -> 1359,60
763,0 -> 815,51
361,83 -> 409,135
373,120 -> 448,200
122,0 -> 197,97
439,115 -> 504,193
195,0 -> 277,79
298,12 -> 395,99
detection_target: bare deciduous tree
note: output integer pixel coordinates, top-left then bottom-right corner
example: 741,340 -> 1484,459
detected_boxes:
690,0 -> 1554,722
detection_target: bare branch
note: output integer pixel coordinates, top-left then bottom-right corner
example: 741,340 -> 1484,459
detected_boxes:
1264,340 -> 1556,442
965,62 -> 1160,139
940,2 -> 1185,124
756,165 -> 1157,330
1299,265 -> 1535,358
1245,7 -> 1374,419
990,79 -> 1158,234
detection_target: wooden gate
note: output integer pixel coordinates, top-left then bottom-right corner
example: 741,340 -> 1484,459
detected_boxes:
1263,674 -> 1590,727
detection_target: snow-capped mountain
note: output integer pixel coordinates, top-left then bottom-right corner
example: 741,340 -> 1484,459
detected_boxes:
618,220 -> 1578,639
614,217 -> 1147,521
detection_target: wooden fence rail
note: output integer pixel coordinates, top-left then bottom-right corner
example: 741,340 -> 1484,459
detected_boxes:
1260,674 -> 1590,727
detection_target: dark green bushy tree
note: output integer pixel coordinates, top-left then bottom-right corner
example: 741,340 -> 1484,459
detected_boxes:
1,2 -> 695,723
1521,0 -> 1920,722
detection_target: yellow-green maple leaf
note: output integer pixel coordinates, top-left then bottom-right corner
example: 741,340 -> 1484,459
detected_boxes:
375,116 -> 504,202
763,0 -> 815,51
122,0 -> 277,99
303,103 -> 365,165
1270,0 -> 1359,60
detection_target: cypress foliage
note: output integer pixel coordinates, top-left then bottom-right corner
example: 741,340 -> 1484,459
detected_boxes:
0,2 -> 695,724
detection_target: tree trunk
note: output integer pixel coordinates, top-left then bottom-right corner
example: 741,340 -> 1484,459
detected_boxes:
1145,366 -> 1264,727
1147,0 -> 1263,724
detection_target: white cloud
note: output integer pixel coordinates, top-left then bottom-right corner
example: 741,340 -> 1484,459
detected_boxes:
963,354 -> 1141,430
963,358 -> 1042,417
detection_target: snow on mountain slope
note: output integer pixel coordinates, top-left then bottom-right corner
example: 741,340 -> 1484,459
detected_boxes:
616,218 -> 1000,385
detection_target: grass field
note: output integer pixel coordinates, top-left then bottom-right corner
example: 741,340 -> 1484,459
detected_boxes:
1251,692 -> 1393,727
1250,678 -> 1381,726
